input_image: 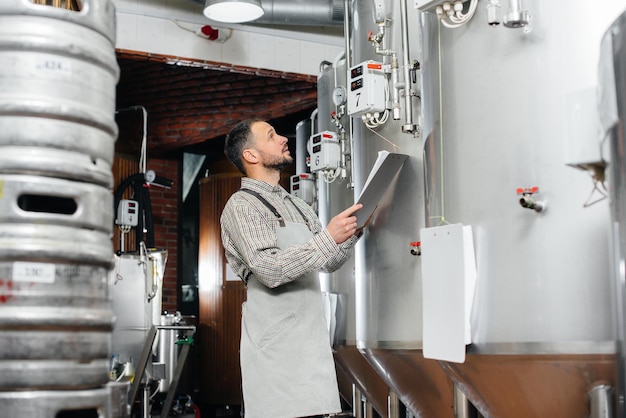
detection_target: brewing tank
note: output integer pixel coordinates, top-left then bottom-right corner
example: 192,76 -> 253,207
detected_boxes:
419,0 -> 622,352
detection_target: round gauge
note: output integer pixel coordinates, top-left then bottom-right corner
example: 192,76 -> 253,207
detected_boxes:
332,86 -> 347,106
145,169 -> 156,183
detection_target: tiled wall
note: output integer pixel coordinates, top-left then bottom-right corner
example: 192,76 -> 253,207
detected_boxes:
113,0 -> 344,76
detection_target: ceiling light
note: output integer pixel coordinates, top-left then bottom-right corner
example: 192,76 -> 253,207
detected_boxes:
203,0 -> 264,24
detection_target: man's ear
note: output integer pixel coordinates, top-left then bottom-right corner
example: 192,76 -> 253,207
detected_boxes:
242,148 -> 258,164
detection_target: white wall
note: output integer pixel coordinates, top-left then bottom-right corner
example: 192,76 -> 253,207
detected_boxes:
113,0 -> 344,76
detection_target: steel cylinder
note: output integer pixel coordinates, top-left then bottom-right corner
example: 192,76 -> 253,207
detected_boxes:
0,0 -> 119,395
0,262 -> 113,389
0,0 -> 119,187
0,387 -> 112,418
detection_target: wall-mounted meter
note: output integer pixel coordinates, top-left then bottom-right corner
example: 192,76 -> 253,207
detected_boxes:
308,131 -> 341,172
116,199 -> 138,227
347,60 -> 386,117
290,173 -> 316,206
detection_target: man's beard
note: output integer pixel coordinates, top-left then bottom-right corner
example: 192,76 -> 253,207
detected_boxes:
259,150 -> 293,171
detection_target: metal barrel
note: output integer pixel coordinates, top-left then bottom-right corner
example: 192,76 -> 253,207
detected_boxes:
0,262 -> 113,389
0,0 -> 119,187
0,387 -> 112,418
0,0 -> 119,399
0,175 -> 113,232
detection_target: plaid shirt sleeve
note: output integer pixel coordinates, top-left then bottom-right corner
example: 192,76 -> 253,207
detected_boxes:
221,193 -> 357,288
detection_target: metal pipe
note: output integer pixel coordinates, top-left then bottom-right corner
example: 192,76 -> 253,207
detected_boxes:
352,384 -> 363,418
588,384 -> 614,418
388,390 -> 400,418
399,0 -> 417,133
454,384 -> 471,418
344,0 -> 355,189
256,0 -> 344,26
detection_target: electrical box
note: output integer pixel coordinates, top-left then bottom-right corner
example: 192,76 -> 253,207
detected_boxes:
116,199 -> 138,227
348,61 -> 386,117
290,173 -> 316,206
308,131 -> 341,172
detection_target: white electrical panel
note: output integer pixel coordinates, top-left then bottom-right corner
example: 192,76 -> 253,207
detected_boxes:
308,131 -> 341,172
290,173 -> 316,205
347,61 -> 386,117
116,199 -> 138,227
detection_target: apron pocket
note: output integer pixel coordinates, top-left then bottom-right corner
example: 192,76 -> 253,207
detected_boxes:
253,311 -> 298,350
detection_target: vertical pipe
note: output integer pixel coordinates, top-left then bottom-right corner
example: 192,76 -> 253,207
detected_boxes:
399,0 -> 416,133
344,0 -> 355,189
353,384 -> 363,418
454,384 -> 471,418
388,390 -> 400,418
589,384 -> 614,418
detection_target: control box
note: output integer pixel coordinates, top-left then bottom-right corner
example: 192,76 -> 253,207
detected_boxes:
308,131 -> 341,172
116,199 -> 139,227
347,60 -> 386,117
290,173 -> 316,206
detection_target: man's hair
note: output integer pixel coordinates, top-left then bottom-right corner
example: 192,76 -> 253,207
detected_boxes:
224,118 -> 263,175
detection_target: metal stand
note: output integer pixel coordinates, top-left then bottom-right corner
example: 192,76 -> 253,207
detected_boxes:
128,325 -> 196,418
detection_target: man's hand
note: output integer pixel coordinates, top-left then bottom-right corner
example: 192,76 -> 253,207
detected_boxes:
326,203 -> 363,244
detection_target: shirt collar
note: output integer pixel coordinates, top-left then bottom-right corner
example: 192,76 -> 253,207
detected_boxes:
241,177 -> 287,196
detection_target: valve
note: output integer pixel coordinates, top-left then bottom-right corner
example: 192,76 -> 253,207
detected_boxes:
410,241 -> 421,256
516,187 -> 546,213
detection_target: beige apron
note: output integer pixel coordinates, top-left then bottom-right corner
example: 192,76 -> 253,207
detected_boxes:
240,218 -> 341,418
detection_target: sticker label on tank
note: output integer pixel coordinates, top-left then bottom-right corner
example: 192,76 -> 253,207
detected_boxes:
12,262 -> 55,284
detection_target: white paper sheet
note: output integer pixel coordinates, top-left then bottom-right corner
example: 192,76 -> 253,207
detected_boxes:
420,223 -> 477,363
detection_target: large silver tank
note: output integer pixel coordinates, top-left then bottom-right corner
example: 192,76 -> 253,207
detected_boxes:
600,8 -> 626,415
317,55 -> 358,346
421,0 -> 622,352
349,0 -> 425,351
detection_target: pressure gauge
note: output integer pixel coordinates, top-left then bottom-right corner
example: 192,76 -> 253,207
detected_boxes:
332,86 -> 347,106
145,169 -> 156,184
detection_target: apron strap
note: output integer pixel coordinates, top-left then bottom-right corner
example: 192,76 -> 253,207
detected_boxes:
240,188 -> 285,227
239,188 -> 311,231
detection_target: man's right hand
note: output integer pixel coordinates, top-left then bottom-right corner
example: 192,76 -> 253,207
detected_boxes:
326,203 -> 363,244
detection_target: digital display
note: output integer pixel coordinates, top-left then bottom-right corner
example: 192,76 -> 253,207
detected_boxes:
313,144 -> 321,153
292,184 -> 299,191
351,78 -> 363,91
351,65 -> 363,79
313,135 -> 321,144
292,176 -> 299,183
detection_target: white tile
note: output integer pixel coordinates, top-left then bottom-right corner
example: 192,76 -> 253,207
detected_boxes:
274,37 -> 300,73
299,42 -> 344,76
248,33 -> 275,71
222,30 -> 250,68
115,12 -> 137,50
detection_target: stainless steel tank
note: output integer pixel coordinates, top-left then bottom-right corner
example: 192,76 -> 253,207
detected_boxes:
339,0 -> 625,415
420,0 -> 621,354
600,8 -> 626,415
316,54 -> 358,347
348,0 -> 425,354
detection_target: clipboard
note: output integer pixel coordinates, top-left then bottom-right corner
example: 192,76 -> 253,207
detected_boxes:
355,151 -> 409,229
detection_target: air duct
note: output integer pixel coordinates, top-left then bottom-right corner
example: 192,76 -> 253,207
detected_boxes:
193,0 -> 344,26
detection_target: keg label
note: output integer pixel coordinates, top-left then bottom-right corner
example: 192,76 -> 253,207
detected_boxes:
12,262 -> 55,284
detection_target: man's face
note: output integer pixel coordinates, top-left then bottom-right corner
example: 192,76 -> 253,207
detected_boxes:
250,121 -> 293,171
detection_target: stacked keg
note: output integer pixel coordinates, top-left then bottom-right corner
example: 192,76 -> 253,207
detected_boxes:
0,1 -> 120,417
